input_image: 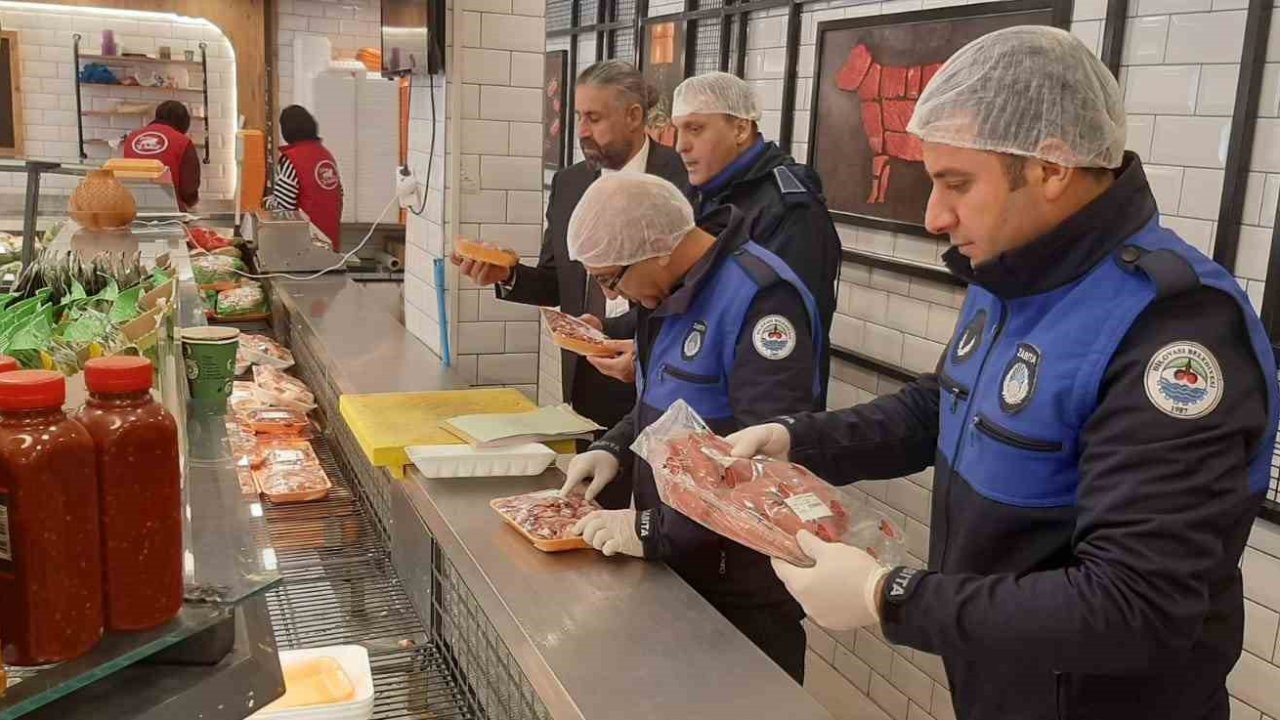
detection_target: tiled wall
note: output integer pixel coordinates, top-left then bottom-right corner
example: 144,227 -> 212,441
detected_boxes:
0,7 -> 236,200
275,0 -> 382,116
403,0 -> 545,401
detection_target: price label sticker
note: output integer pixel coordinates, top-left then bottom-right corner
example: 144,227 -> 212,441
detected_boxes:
784,493 -> 833,522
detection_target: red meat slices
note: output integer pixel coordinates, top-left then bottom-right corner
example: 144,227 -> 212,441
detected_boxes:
885,132 -> 923,163
880,65 -> 907,99
883,99 -> 916,133
906,66 -> 922,99
862,103 -> 884,155
857,63 -> 882,102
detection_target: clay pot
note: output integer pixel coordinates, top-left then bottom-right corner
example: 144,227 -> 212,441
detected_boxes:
68,169 -> 137,230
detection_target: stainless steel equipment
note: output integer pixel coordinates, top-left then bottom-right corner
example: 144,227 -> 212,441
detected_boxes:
242,208 -> 347,273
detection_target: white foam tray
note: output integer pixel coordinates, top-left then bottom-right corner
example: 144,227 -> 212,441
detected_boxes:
407,442 -> 557,479
250,645 -> 374,720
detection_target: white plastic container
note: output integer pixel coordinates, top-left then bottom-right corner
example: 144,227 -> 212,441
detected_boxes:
251,645 -> 374,720
407,442 -> 557,478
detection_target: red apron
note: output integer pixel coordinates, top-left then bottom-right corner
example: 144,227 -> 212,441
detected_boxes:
124,123 -> 194,210
279,140 -> 344,250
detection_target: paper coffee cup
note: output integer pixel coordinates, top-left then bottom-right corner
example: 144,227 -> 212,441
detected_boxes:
180,326 -> 240,404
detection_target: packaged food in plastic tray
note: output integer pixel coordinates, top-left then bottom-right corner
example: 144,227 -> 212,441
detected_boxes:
256,438 -> 321,471
490,487 -> 598,552
252,365 -> 316,413
215,284 -> 267,318
258,465 -> 331,504
192,255 -> 245,290
244,408 -> 311,437
239,333 -> 295,370
236,466 -> 259,495
229,381 -> 268,417
631,399 -> 904,568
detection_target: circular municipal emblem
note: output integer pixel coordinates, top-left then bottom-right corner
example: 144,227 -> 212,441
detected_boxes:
952,309 -> 987,364
682,321 -> 706,360
999,343 -> 1040,414
315,160 -> 340,190
131,131 -> 168,155
752,315 -> 797,361
1144,341 -> 1223,419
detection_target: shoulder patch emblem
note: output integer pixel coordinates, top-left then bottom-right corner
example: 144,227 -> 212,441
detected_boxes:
1144,341 -> 1223,420
752,315 -> 797,361
952,309 -> 987,364
999,343 -> 1041,414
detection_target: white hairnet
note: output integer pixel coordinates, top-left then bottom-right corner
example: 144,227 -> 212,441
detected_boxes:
567,173 -> 696,267
908,26 -> 1126,169
672,72 -> 762,121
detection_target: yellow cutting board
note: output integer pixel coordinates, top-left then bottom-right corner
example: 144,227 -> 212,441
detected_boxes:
339,388 -> 574,478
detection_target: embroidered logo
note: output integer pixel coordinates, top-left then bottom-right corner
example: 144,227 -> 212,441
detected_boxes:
752,315 -> 797,360
131,131 -> 168,155
999,343 -> 1041,414
1144,341 -> 1223,419
314,160 -> 340,190
952,309 -> 987,364
682,321 -> 706,360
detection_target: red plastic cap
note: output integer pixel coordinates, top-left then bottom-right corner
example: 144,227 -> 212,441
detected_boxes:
0,356 -> 19,374
0,370 -> 66,411
85,356 -> 154,394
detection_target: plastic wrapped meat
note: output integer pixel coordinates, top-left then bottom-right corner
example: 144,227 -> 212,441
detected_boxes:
252,365 -> 316,413
258,465 -> 331,503
633,400 -> 904,568
239,334 -> 295,369
243,408 -> 310,437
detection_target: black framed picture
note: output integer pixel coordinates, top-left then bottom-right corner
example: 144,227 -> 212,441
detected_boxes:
544,50 -> 568,170
641,16 -> 687,148
808,0 -> 1072,237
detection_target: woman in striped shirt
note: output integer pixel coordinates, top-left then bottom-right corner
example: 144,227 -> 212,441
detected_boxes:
265,105 -> 344,250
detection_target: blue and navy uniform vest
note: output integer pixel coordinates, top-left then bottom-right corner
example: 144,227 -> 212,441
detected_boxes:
635,241 -> 824,432
938,218 -> 1278,509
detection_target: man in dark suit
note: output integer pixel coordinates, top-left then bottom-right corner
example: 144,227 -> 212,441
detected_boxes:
452,60 -> 686,507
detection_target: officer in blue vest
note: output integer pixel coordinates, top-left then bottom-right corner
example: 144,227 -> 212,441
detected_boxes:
729,27 -> 1279,719
557,172 -> 828,683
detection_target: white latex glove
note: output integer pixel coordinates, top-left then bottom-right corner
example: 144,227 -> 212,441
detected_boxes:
573,509 -> 644,558
772,530 -> 890,631
725,422 -> 792,460
559,449 -> 620,502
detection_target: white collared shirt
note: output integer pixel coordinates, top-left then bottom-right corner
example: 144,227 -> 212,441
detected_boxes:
600,137 -> 651,176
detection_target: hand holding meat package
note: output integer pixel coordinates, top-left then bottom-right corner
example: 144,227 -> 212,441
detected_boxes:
490,487 -> 598,552
631,400 -> 904,568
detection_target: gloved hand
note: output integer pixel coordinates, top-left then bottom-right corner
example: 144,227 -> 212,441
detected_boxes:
573,509 -> 644,558
559,449 -> 620,502
772,530 -> 890,631
725,422 -> 792,460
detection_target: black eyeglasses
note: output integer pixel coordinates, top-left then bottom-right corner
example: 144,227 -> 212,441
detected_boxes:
595,265 -> 630,292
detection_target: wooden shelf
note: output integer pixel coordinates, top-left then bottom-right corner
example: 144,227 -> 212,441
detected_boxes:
81,83 -> 203,94
81,53 -> 203,68
81,110 -> 207,120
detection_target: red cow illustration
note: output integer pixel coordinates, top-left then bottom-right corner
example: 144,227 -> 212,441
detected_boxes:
836,44 -> 943,204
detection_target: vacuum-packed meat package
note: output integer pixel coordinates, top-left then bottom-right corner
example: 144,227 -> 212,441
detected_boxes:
632,399 -> 904,568
243,408 -> 310,437
252,365 -> 316,413
490,487 -> 599,552
239,334 -> 295,369
540,307 -> 614,357
258,465 -> 331,504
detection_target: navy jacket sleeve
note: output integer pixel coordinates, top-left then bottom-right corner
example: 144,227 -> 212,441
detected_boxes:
602,307 -> 638,339
880,287 -> 1268,674
497,175 -> 561,307
645,284 -> 820,561
776,373 -> 941,485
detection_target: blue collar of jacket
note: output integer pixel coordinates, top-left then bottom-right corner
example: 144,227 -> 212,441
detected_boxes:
653,205 -> 748,318
694,136 -> 768,203
943,152 -> 1157,299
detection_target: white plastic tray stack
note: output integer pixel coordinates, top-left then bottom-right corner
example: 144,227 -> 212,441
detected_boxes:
251,645 -> 374,720
407,442 -> 557,479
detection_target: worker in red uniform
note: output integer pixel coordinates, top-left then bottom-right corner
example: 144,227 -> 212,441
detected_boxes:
265,105 -> 345,250
124,100 -> 200,211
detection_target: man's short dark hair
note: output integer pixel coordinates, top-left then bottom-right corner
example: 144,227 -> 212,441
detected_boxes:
1001,154 -> 1113,191
154,100 -> 191,133
280,105 -> 320,145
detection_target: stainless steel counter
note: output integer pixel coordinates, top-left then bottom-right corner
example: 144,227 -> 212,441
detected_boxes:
272,275 -> 834,720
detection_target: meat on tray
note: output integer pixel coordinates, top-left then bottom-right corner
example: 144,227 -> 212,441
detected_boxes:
491,488 -> 599,541
540,307 -> 614,357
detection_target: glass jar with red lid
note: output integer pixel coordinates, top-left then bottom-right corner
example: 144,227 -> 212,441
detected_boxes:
76,356 -> 183,631
0,370 -> 103,665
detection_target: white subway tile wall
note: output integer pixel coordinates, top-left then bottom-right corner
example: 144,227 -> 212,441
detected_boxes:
0,9 -> 236,198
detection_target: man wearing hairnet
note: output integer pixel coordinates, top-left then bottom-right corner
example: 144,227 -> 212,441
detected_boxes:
729,27 -> 1278,719
558,172 -> 828,683
665,72 -> 841,397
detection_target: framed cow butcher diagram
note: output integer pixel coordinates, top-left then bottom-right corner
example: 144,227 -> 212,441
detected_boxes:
808,0 -> 1072,236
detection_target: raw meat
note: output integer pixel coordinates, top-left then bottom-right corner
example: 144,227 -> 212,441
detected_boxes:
491,488 -> 599,541
240,334 -> 295,369
252,365 -> 316,413
540,307 -> 614,357
633,400 -> 905,568
243,408 -> 310,436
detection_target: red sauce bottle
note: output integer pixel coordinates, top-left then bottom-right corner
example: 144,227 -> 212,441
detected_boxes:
0,357 -> 19,373
0,370 -> 103,665
76,357 -> 183,631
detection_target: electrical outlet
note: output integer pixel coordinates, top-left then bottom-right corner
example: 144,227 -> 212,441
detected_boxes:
395,166 -> 422,210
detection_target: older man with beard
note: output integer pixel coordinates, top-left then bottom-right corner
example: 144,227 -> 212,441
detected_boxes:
452,60 -> 687,509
